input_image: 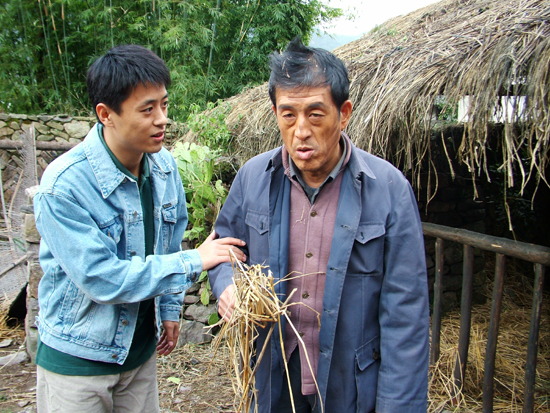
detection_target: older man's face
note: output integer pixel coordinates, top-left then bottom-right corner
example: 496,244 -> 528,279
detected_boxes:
273,86 -> 352,188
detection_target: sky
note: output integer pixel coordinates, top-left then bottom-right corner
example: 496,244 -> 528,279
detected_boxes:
321,0 -> 440,37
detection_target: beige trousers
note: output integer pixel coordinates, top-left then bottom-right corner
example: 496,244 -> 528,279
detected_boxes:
36,353 -> 160,413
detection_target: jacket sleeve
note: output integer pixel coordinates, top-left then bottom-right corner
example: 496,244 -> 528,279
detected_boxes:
208,168 -> 250,299
159,165 -> 192,322
34,189 -> 203,306
376,180 -> 430,412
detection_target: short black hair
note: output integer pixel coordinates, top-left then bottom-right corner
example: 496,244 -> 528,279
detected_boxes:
87,44 -> 171,119
268,37 -> 349,110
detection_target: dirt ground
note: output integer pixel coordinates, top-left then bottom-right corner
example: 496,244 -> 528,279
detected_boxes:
0,324 -> 235,413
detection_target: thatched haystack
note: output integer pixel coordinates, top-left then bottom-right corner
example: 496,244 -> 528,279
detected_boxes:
185,0 -> 550,197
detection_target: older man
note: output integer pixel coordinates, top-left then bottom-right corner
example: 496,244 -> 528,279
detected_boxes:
209,38 -> 429,413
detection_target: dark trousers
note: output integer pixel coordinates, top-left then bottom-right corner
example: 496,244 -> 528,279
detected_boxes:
274,350 -> 318,413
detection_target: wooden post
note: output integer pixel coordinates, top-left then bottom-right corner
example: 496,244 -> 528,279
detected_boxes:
430,238 -> 444,366
523,263 -> 546,413
452,244 -> 474,400
483,253 -> 506,413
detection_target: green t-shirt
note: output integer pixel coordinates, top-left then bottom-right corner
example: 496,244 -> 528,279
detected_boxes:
36,126 -> 157,375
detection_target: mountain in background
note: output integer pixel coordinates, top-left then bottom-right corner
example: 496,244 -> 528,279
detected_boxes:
309,33 -> 362,51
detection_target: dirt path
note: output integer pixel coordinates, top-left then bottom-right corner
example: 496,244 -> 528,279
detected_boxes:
0,326 -> 235,413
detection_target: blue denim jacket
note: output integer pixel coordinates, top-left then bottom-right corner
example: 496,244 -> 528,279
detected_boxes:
34,124 -> 202,364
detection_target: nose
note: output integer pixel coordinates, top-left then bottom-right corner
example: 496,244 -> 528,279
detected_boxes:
294,115 -> 311,141
154,106 -> 168,127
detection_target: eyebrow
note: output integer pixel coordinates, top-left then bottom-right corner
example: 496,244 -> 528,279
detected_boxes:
141,93 -> 169,107
278,101 -> 327,111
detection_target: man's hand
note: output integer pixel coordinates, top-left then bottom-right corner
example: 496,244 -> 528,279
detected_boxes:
197,231 -> 246,271
157,320 -> 180,356
218,284 -> 236,323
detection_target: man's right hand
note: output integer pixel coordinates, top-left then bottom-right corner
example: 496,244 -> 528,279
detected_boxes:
218,284 -> 236,322
197,231 -> 246,271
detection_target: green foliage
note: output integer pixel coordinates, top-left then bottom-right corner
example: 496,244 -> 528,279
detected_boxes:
187,100 -> 232,150
0,0 -> 341,120
172,141 -> 227,244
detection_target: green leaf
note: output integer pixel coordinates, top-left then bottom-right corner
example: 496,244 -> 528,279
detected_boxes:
167,377 -> 181,384
200,286 -> 210,306
198,270 -> 208,282
208,312 -> 219,325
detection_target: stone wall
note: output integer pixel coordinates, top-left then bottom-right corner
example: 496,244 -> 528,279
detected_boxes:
0,113 -> 184,210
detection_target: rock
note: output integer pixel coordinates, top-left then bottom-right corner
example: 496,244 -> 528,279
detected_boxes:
50,129 -> 69,139
64,121 -> 91,139
9,121 -> 20,130
183,295 -> 200,305
9,114 -> 27,120
38,115 -> 54,122
186,282 -> 201,294
24,213 -> 41,243
177,319 -> 213,345
37,134 -> 55,141
0,339 -> 13,348
0,121 -> 6,129
0,351 -> 29,366
33,123 -> 50,135
46,121 -> 64,131
54,115 -> 72,122
0,127 -> 14,137
183,303 -> 217,324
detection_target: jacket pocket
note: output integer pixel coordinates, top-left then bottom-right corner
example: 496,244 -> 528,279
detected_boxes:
348,222 -> 385,276
99,216 -> 123,245
161,202 -> 178,251
355,335 -> 381,413
245,210 -> 269,264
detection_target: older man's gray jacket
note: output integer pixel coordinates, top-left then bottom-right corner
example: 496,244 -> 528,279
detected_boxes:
209,141 -> 429,413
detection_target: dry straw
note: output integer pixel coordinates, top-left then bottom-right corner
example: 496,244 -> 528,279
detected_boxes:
429,265 -> 550,412
210,253 -> 322,413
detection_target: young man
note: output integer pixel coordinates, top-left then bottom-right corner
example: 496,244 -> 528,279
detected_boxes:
34,44 -> 246,412
209,38 -> 430,412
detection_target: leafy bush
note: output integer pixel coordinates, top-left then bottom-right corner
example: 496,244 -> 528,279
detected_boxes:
172,142 -> 228,244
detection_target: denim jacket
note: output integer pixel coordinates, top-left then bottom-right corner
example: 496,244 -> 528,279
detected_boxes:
34,124 -> 202,364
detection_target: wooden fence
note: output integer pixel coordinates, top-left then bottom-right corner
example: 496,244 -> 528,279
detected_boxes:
424,222 -> 550,413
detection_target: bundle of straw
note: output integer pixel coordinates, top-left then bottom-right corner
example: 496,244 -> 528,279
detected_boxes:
210,254 -> 322,413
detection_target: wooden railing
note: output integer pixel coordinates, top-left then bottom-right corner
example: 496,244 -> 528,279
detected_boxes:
423,222 -> 550,413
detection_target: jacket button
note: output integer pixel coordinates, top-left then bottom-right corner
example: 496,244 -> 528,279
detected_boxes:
302,292 -> 309,299
130,251 -> 136,256
298,331 -> 304,337
121,319 -> 128,326
112,354 -> 117,359
310,211 -> 317,217
305,252 -> 313,258
133,211 -> 138,218
373,350 -> 380,360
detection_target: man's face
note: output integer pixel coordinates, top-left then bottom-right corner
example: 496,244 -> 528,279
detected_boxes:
99,82 -> 168,174
273,86 -> 352,188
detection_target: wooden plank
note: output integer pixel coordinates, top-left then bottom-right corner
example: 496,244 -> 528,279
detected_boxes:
422,223 -> 550,266
483,254 -> 506,413
0,140 -> 77,151
430,238 -> 444,366
523,263 -> 546,413
452,245 -> 474,399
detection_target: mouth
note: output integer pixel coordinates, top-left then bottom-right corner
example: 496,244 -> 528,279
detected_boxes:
295,146 -> 314,160
151,131 -> 165,141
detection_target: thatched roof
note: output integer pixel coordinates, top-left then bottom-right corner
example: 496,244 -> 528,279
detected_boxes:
185,0 -> 550,194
